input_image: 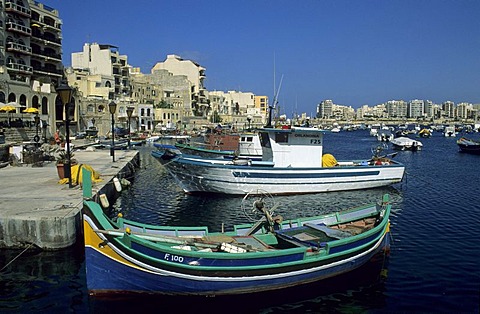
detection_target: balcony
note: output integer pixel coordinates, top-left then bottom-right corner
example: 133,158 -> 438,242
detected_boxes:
32,65 -> 62,77
6,42 -> 32,55
31,49 -> 62,62
6,22 -> 32,36
7,62 -> 33,74
5,1 -> 31,17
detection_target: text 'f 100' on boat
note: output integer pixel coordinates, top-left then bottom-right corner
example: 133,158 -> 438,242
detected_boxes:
152,126 -> 406,195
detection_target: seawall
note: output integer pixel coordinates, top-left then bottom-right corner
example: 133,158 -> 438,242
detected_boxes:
0,148 -> 139,250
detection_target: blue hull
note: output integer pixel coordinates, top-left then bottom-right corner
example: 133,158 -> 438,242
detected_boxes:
85,234 -> 389,295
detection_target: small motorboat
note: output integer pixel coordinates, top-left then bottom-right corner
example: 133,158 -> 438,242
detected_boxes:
457,137 -> 480,154
390,137 -> 423,151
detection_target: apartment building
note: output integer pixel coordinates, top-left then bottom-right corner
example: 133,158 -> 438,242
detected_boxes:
71,43 -> 131,100
151,54 -> 208,117
316,100 -> 333,118
408,99 -> 425,119
254,95 -> 268,122
1,0 -> 63,132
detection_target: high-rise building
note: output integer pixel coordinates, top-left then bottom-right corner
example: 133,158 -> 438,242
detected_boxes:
1,0 -> 63,130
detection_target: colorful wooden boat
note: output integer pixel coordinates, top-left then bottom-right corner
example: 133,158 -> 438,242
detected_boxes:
82,169 -> 391,296
152,127 -> 405,195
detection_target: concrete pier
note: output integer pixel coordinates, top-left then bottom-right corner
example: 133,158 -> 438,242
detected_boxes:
0,147 -> 139,250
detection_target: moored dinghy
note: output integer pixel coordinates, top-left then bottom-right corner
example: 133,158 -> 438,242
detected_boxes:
81,170 -> 392,296
152,126 -> 405,195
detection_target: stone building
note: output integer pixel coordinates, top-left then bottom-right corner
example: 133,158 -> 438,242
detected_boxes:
0,0 -> 64,138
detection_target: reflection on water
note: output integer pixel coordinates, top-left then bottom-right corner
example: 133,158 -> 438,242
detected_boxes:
115,146 -> 405,231
0,241 -> 87,312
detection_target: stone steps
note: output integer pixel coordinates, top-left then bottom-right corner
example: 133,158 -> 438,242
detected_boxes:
2,127 -> 46,144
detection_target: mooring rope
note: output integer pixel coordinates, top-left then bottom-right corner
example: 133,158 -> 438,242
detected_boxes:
0,201 -> 81,273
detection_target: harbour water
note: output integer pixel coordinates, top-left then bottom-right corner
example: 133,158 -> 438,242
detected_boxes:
1,129 -> 479,313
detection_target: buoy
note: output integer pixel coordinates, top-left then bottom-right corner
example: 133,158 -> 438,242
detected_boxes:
99,194 -> 109,208
113,177 -> 122,192
120,178 -> 131,187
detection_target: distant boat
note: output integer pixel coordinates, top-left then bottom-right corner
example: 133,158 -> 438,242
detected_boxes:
377,130 -> 394,142
152,127 -> 405,195
456,137 -> 480,154
81,169 -> 392,296
444,126 -> 456,137
390,137 -> 423,151
146,134 -> 190,143
417,128 -> 432,138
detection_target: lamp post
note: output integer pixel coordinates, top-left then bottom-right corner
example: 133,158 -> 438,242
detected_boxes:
33,114 -> 40,146
56,82 -> 73,188
126,106 -> 134,149
108,101 -> 117,162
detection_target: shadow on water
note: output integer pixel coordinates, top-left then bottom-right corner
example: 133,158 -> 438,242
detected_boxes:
88,253 -> 390,314
0,240 -> 87,313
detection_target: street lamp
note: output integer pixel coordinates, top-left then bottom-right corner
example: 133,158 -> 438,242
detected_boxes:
56,82 -> 73,188
108,101 -> 117,162
126,106 -> 134,149
33,114 -> 40,146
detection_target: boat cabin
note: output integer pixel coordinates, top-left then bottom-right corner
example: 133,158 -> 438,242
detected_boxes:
259,127 -> 324,168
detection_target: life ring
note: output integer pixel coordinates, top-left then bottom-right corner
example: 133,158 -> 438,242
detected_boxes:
33,135 -> 40,142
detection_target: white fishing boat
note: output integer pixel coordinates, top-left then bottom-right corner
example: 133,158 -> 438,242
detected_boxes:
390,136 -> 423,151
152,127 -> 406,195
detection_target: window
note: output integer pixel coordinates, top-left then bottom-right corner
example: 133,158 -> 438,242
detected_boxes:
275,132 -> 288,143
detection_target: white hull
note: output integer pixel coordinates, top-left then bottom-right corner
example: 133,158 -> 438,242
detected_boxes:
390,137 -> 423,151
156,154 -> 405,195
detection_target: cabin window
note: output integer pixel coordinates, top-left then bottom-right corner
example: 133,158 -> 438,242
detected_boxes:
259,132 -> 271,148
275,132 -> 289,143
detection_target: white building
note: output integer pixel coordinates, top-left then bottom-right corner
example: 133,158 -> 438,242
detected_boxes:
71,43 -> 131,100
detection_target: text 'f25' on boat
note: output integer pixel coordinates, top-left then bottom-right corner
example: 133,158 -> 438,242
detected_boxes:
152,126 -> 406,195
81,170 -> 392,296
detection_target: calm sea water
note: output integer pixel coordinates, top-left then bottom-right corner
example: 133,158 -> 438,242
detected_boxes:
1,129 -> 479,313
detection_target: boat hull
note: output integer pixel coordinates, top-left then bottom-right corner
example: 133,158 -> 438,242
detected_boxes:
457,138 -> 480,154
152,151 -> 405,195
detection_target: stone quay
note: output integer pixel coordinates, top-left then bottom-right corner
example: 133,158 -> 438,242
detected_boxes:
0,146 -> 139,250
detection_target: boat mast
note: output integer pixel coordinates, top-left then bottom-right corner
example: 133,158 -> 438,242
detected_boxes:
266,74 -> 283,128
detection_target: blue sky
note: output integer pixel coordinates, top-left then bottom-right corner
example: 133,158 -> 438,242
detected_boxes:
42,0 -> 480,115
